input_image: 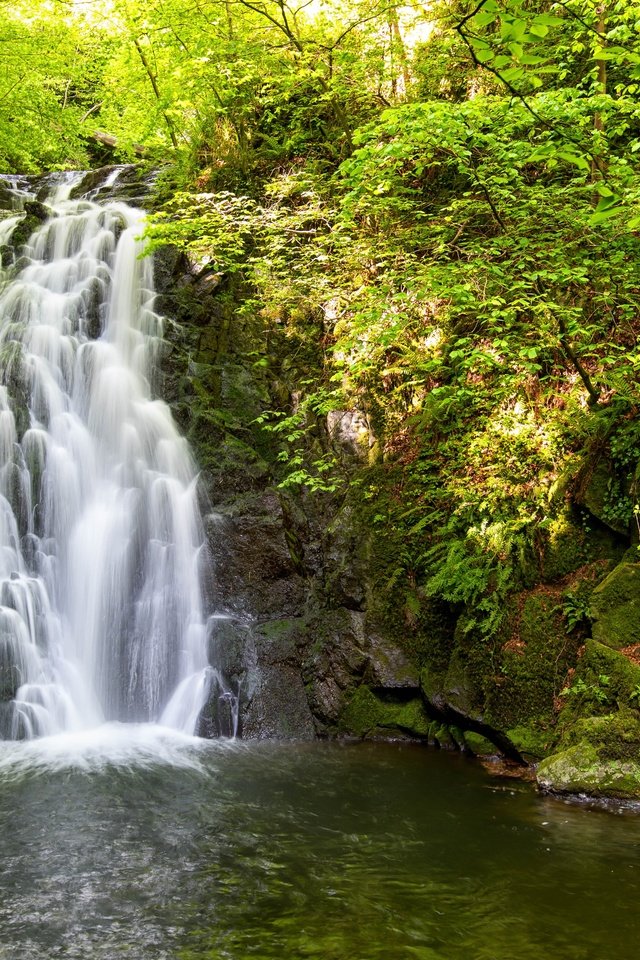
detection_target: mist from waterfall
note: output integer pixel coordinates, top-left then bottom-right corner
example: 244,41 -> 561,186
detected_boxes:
0,170 -> 228,745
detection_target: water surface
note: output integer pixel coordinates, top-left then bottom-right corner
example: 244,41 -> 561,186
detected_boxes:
0,738 -> 638,959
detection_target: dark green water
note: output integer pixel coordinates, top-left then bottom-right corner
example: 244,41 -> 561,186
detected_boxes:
0,734 -> 638,960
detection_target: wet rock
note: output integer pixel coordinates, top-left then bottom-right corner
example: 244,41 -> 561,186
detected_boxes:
23,200 -> 49,222
365,633 -> 420,689
537,742 -> 640,799
153,244 -> 189,295
463,731 -> 499,756
242,662 -> 317,739
421,656 -> 483,723
323,505 -> 369,610
9,214 -> 39,250
0,702 -> 15,739
81,278 -> 105,340
337,686 -> 432,740
301,609 -> 368,729
0,660 -> 19,702
538,709 -> 640,799
68,165 -> 151,205
241,618 -> 316,739
0,183 -> 19,211
207,493 -> 307,621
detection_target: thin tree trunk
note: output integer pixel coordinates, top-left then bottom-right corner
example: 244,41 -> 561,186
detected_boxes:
591,4 -> 607,182
388,6 -> 411,94
133,37 -> 179,150
558,314 -> 600,406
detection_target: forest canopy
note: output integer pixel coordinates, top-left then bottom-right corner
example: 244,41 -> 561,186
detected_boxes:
7,1 -> 640,189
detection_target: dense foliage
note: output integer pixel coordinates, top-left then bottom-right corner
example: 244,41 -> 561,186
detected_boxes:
138,2 -> 640,633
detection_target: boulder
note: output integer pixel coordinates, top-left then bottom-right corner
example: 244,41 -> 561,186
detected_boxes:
537,742 -> 640,799
591,562 -> 640,649
537,710 -> 640,799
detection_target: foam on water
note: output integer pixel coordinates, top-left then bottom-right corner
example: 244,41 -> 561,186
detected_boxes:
0,722 -> 220,779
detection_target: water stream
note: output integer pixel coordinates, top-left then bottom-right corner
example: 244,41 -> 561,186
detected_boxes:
0,171 -> 227,741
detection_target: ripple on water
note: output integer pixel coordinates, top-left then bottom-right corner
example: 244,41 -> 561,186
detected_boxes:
0,742 -> 639,960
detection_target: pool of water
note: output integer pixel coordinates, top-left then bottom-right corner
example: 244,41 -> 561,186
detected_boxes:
0,732 -> 638,959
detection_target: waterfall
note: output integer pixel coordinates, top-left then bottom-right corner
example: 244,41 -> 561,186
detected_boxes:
0,170 -> 229,741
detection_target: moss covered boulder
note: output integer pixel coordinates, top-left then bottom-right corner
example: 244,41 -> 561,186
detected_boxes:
338,686 -> 432,740
483,591 -> 577,741
577,459 -> 629,536
463,731 -> 499,756
537,711 -> 640,798
537,743 -> 640,798
590,562 -> 640,650
558,639 -> 640,722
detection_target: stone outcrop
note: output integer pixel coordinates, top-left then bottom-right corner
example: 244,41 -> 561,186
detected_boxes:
154,245 -> 451,745
537,710 -> 640,799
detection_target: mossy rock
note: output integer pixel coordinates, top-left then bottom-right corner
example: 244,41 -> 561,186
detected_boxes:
338,686 -> 431,740
420,650 -> 485,723
559,709 -> 640,757
590,562 -> 640,649
483,591 -> 578,732
7,214 -> 41,251
463,731 -> 498,756
540,513 -> 590,581
506,724 -> 553,761
563,639 -> 640,713
578,459 -> 629,536
431,723 -> 456,750
538,711 -> 640,798
537,742 -> 640,798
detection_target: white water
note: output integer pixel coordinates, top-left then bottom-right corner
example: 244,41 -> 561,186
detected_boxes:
0,175 -> 221,743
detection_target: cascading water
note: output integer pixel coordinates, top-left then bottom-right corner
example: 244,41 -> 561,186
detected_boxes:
0,170 -> 233,744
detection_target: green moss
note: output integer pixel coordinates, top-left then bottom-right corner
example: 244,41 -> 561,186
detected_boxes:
580,640 -> 640,704
441,648 -> 484,716
590,562 -> 640,649
432,724 -> 456,750
581,461 -> 622,529
537,741 -> 640,797
463,731 -> 497,755
562,709 -> 640,757
506,724 -> 552,760
540,513 -> 591,581
255,617 -> 300,648
484,591 -> 578,733
338,686 -> 432,740
537,711 -> 640,799
8,213 -> 42,250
